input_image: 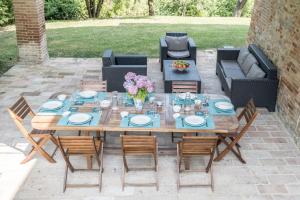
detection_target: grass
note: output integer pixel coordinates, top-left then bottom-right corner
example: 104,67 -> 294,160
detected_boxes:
0,22 -> 250,75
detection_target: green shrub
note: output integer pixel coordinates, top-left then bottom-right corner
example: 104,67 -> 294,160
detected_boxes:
0,0 -> 14,27
45,0 -> 86,20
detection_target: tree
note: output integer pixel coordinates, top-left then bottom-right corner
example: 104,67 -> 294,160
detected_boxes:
85,0 -> 104,18
148,0 -> 154,16
233,0 -> 248,17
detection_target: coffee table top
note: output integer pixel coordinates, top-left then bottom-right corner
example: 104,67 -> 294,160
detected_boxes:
163,60 -> 201,81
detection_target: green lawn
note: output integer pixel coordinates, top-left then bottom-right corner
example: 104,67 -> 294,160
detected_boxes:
0,23 -> 249,75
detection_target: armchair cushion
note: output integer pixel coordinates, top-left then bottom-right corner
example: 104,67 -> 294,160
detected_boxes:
167,50 -> 190,59
165,36 -> 188,51
246,63 -> 266,78
237,48 -> 250,66
240,54 -> 258,75
220,60 -> 240,70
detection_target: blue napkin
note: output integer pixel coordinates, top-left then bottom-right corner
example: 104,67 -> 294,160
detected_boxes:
37,100 -> 71,116
120,114 -> 160,128
176,115 -> 215,130
57,112 -> 102,127
208,99 -> 236,116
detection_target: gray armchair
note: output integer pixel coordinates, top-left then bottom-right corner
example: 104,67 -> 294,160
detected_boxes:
159,32 -> 197,71
102,49 -> 147,92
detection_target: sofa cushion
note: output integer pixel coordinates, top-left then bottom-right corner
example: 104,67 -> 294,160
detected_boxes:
246,63 -> 266,78
220,60 -> 240,70
241,54 -> 258,75
165,36 -> 188,51
223,68 -> 245,79
237,48 -> 250,66
167,50 -> 190,58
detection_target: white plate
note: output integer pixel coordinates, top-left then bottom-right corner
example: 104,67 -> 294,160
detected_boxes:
68,113 -> 92,125
100,100 -> 111,108
130,115 -> 152,126
215,101 -> 234,111
41,101 -> 63,110
78,90 -> 97,99
184,115 -> 205,127
177,93 -> 197,100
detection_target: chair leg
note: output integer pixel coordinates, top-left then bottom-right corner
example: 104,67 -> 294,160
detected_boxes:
210,164 -> 214,192
63,164 -> 69,192
121,163 -> 125,191
171,132 -> 174,143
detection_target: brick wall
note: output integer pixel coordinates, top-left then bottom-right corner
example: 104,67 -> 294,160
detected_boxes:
248,0 -> 300,145
13,0 -> 48,64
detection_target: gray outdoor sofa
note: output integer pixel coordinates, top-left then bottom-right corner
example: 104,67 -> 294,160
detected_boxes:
159,32 -> 197,72
216,44 -> 279,111
102,49 -> 147,92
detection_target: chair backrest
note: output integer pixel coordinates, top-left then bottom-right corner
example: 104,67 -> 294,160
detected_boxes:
166,32 -> 187,37
237,98 -> 258,134
172,81 -> 198,93
7,97 -> 35,138
121,135 -> 157,154
80,80 -> 107,92
179,136 -> 218,156
57,136 -> 101,155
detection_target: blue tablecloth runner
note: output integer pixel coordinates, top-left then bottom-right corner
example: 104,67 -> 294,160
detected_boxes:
176,115 -> 215,130
57,112 -> 102,127
208,99 -> 236,116
170,94 -> 205,105
74,92 -> 107,104
37,99 -> 71,116
120,114 -> 160,128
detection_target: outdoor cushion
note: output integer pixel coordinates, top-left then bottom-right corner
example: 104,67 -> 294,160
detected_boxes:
165,36 -> 188,51
220,60 -> 240,70
223,67 -> 245,79
247,63 -> 266,78
237,48 -> 250,66
240,53 -> 258,75
167,50 -> 190,58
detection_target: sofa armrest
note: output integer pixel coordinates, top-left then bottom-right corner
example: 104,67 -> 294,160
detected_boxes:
115,55 -> 147,65
230,78 -> 278,111
188,37 -> 196,48
102,49 -> 114,66
188,37 -> 197,62
217,48 -> 240,63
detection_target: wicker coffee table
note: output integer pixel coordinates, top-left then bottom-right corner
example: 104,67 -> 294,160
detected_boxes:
163,60 -> 201,93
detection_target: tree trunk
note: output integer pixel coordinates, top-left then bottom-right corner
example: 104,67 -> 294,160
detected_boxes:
148,0 -> 154,16
85,0 -> 92,18
95,0 -> 104,18
233,0 -> 248,17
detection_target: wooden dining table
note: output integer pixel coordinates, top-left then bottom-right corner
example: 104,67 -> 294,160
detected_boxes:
32,93 -> 239,134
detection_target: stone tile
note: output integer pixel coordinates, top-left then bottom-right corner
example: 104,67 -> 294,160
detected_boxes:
257,185 -> 288,194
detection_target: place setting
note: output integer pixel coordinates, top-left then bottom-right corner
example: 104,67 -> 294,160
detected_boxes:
57,110 -> 102,127
208,99 -> 236,115
72,90 -> 107,105
37,94 -> 70,116
120,110 -> 160,128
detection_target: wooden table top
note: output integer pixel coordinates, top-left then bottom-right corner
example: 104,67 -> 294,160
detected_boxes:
31,93 -> 239,134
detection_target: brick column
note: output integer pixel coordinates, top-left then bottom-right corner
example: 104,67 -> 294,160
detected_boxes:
13,0 -> 48,64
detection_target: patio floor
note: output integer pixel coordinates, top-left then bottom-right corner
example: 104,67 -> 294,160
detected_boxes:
0,50 -> 300,200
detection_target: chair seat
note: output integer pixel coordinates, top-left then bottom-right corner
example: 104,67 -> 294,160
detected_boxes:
167,50 -> 190,59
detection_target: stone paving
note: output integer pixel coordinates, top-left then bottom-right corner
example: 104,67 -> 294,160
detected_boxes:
0,50 -> 300,200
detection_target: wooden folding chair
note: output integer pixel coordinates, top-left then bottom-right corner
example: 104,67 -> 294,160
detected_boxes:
120,135 -> 159,191
214,99 -> 258,163
7,97 -> 58,164
171,81 -> 199,142
57,136 -> 104,192
177,136 -> 218,191
80,80 -> 107,140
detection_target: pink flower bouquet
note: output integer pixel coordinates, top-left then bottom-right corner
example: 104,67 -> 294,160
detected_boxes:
123,72 -> 154,102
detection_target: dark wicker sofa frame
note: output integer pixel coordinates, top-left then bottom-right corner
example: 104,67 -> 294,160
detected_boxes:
216,44 -> 278,112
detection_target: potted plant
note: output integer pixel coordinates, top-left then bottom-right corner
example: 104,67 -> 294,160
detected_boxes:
123,72 -> 154,111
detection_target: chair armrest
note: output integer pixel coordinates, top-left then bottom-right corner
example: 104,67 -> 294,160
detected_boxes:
160,37 -> 168,59
102,49 -> 114,66
115,55 -> 147,65
188,37 -> 196,48
217,48 -> 240,63
230,78 -> 278,110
